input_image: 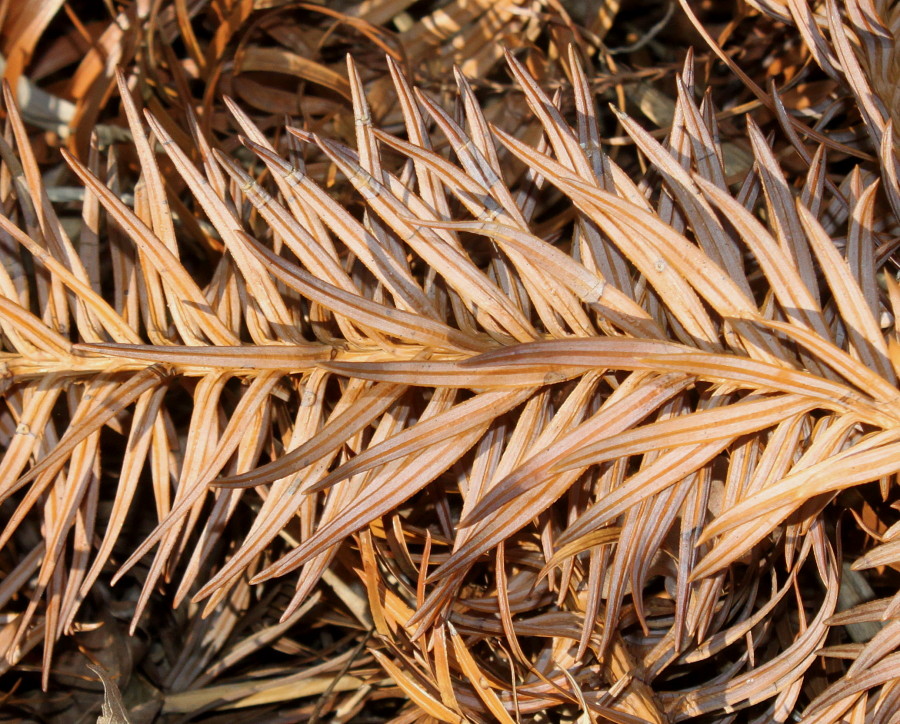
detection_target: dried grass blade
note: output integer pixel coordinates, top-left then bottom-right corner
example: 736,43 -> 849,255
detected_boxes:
215,380 -> 406,490
824,0 -> 887,147
306,133 -> 548,339
490,127 -> 721,348
683,568 -> 797,663
241,232 -> 485,352
555,394 -> 817,471
555,440 -> 734,556
570,55 -> 634,296
211,149 -> 361,294
675,0 -> 874,160
448,622 -> 515,723
143,113 -> 300,342
694,413 -> 858,579
2,82 -> 89,284
368,112 -> 592,338
115,70 -> 177,253
637,352 -> 875,416
602,479 -> 693,655
0,378 -> 65,502
695,175 -> 829,345
502,50 -> 591,177
746,117 -> 822,303
0,214 -> 139,344
851,539 -> 900,571
79,385 -> 167,596
29,430 -> 99,619
461,337 -> 691,367
347,56 -> 414,273
406,217 -> 658,336
303,387 -> 533,494
123,373 -> 230,629
701,431 -> 900,543
222,97 -> 338,258
673,76 -> 728,190
236,46 -> 352,101
675,546 -> 837,717
6,366 -> 166,493
613,107 -> 749,295
194,372 -> 338,599
279,132 -> 537,342
879,123 -> 900,223
461,372 -> 691,527
253,423 -> 488,581
374,125 -> 625,339
786,0 -> 842,79
845,619 -> 900,677
846,181 -> 882,321
61,149 -> 238,346
243,135 -> 437,321
0,295 -> 71,358
540,527 -> 622,574
498,124 -> 792,358
748,318 -> 900,406
369,650 -> 464,724
796,200 -> 894,382
463,337 -> 873,415
113,372 -> 283,579
804,651 -> 900,716
385,55 -> 450,217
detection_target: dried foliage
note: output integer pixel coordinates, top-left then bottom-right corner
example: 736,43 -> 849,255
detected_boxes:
1,0 -> 900,722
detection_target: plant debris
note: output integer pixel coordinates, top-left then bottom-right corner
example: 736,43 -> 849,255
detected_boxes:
1,1 -> 900,722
